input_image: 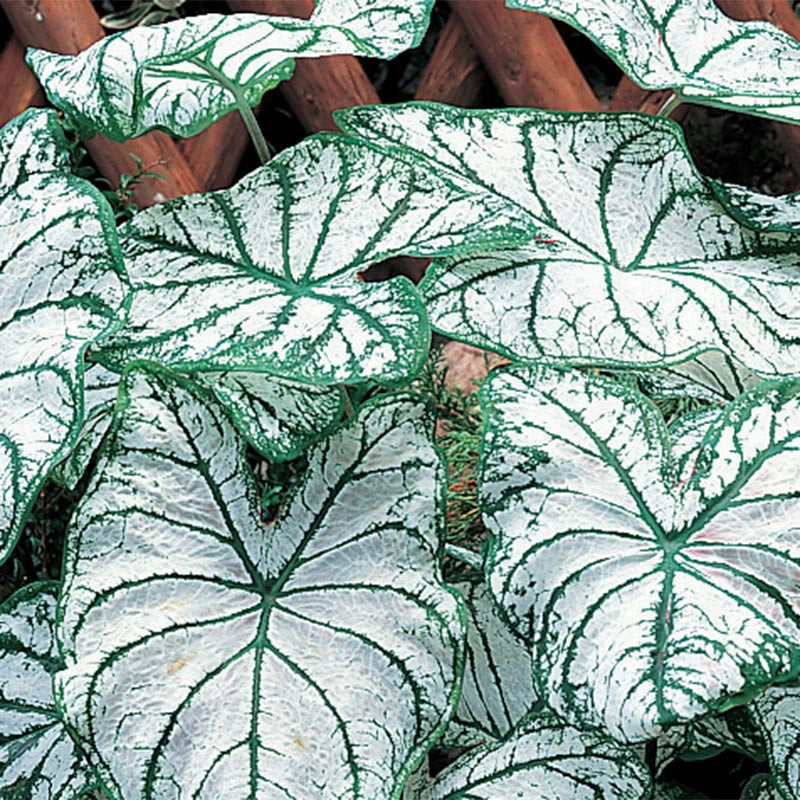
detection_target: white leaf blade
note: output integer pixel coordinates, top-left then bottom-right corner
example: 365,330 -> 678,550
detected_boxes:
0,582 -> 99,799
0,109 -> 125,564
480,365 -> 800,741
95,133 -> 531,386
336,104 -> 800,378
56,365 -> 465,799
749,685 -> 800,800
447,580 -> 537,745
27,1 -> 434,140
506,0 -> 800,125
404,713 -> 651,800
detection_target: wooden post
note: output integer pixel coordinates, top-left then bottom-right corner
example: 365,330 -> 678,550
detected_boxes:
0,36 -> 45,127
414,15 -> 489,106
449,0 -> 600,110
1,0 -> 203,205
177,112 -> 250,191
227,0 -> 380,131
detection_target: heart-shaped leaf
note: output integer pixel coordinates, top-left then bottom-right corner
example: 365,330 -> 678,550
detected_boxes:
27,0 -> 434,140
94,132 -> 531,386
0,582 -> 100,799
507,0 -> 800,126
403,713 -> 651,799
55,364 -> 465,799
480,365 -> 800,741
749,686 -> 800,800
0,109 -> 125,565
446,580 -> 537,746
336,103 -> 800,377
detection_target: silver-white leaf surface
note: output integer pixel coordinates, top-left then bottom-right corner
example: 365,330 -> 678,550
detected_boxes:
56,365 -> 465,799
480,365 -> 800,741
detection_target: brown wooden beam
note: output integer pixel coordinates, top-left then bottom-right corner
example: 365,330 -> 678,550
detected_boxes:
449,0 -> 600,110
414,15 -> 489,106
1,0 -> 203,205
0,35 -> 45,127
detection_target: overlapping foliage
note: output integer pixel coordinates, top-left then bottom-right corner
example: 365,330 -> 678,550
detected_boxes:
3,0 -> 800,797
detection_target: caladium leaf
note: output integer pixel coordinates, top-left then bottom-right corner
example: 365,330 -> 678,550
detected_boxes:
27,0 -> 434,141
632,352 -> 760,405
94,133 -> 530,386
446,580 -> 537,746
743,775 -> 782,800
403,713 -> 651,799
195,371 -> 344,460
0,582 -> 100,799
0,109 -> 125,565
336,103 -> 800,377
709,181 -> 800,234
656,706 -> 764,775
51,365 -> 120,490
507,0 -> 800,126
56,365 -> 465,799
749,686 -> 800,800
480,365 -> 800,742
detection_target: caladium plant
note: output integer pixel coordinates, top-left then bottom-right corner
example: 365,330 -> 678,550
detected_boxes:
26,0 -> 436,142
55,365 -> 465,799
5,0 -> 800,797
337,102 -> 800,378
507,0 -> 800,125
0,109 -> 125,566
479,364 -> 800,741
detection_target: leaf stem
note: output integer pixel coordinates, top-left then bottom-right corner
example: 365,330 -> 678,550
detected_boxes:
189,57 -> 271,165
657,92 -> 682,119
444,543 -> 484,571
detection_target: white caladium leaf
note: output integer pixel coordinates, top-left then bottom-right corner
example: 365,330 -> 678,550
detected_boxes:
743,775 -> 782,800
27,0 -> 433,141
480,365 -> 800,742
336,103 -> 800,377
56,365 -> 465,799
0,582 -> 100,799
749,686 -> 800,800
0,109 -> 125,565
709,181 -> 800,234
507,0 -> 800,125
632,352 -> 760,405
403,713 -> 651,799
51,365 -> 120,490
196,372 -> 343,460
446,580 -> 537,746
94,133 -> 530,386
656,706 -> 764,776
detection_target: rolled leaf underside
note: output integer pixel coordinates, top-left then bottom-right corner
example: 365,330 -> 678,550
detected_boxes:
336,104 -> 800,377
507,0 -> 800,125
480,365 -> 800,741
0,109 -> 125,565
446,580 -> 537,745
27,0 -> 435,140
404,714 -> 651,800
95,133 -> 531,386
0,582 -> 98,799
56,365 -> 465,799
750,686 -> 800,800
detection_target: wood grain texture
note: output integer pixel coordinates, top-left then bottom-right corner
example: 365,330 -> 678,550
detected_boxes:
415,14 -> 489,106
0,35 -> 45,128
449,0 -> 600,110
1,0 -> 202,204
